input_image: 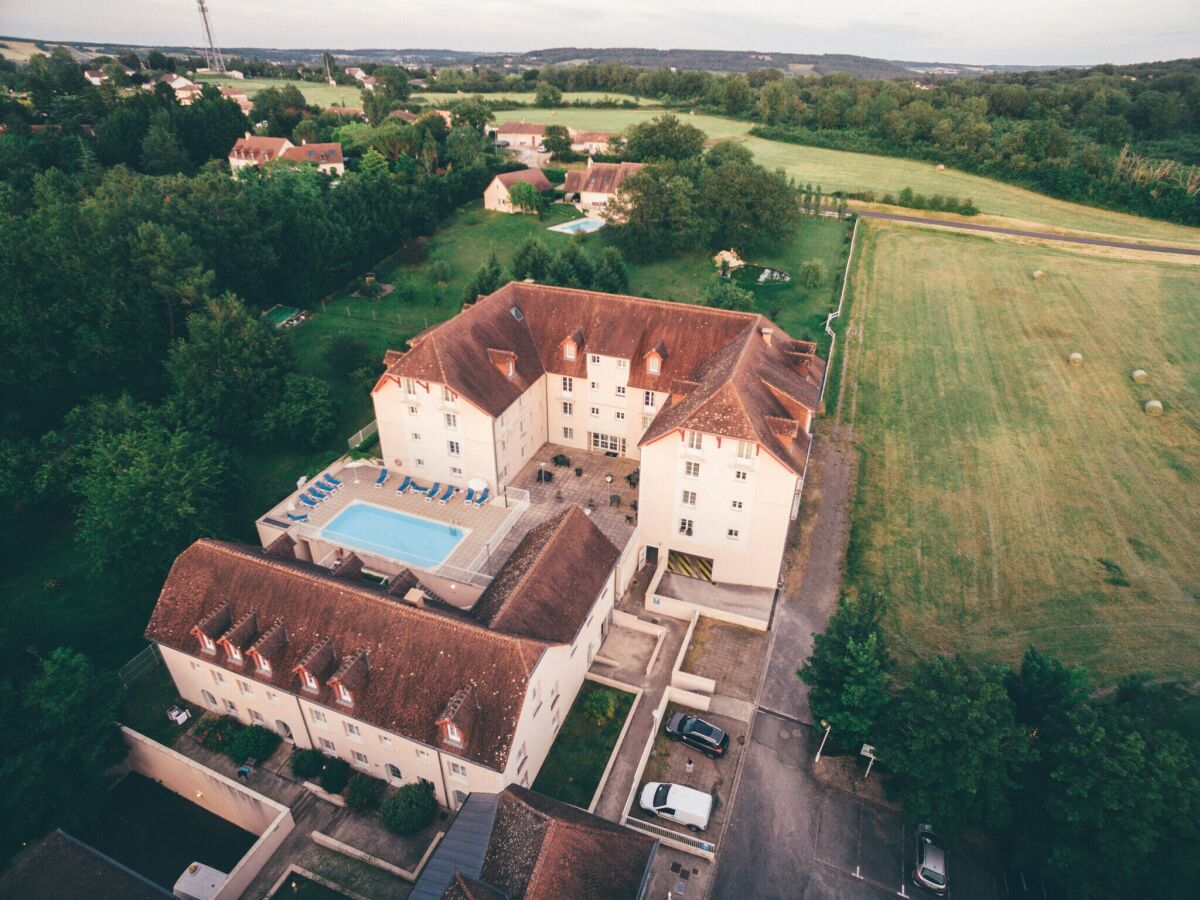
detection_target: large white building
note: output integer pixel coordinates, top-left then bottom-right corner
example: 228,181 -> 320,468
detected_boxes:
146,506 -> 621,810
374,282 -> 824,592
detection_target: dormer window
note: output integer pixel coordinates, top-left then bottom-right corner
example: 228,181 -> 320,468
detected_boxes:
507,360 -> 515,378
256,656 -> 272,676
227,646 -> 242,664
336,683 -> 353,706
563,341 -> 576,361
199,634 -> 216,654
301,669 -> 318,693
647,355 -> 661,374
445,722 -> 462,745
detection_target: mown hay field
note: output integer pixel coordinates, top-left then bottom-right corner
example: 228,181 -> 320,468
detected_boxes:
839,223 -> 1200,682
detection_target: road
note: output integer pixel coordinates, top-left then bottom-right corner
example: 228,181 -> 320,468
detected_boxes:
855,210 -> 1200,257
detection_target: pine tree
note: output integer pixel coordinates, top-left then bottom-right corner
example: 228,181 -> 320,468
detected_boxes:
461,251 -> 505,303
510,237 -> 550,282
592,246 -> 630,294
830,633 -> 892,750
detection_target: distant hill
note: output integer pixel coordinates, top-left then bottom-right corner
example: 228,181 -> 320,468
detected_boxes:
0,36 -> 1064,78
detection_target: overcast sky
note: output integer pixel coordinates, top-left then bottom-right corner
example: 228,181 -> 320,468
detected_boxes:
2,0 -> 1197,66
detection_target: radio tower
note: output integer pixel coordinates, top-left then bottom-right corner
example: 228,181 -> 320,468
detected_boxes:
196,0 -> 227,73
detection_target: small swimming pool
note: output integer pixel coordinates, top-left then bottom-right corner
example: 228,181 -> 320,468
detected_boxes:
322,502 -> 469,569
548,217 -> 606,235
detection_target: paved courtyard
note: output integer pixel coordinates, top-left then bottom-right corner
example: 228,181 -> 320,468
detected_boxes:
681,618 -> 771,703
656,571 -> 776,627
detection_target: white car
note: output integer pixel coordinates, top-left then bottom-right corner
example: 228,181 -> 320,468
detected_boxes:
638,782 -> 712,832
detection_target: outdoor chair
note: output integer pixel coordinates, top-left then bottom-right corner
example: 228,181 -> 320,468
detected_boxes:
298,495 -> 318,509
286,511 -> 310,523
374,468 -> 389,487
463,487 -> 476,505
474,487 -> 490,507
610,494 -> 621,507
324,472 -> 343,487
425,482 -> 441,501
316,475 -> 339,492
396,475 -> 414,494
305,487 -> 326,503
438,485 -> 455,504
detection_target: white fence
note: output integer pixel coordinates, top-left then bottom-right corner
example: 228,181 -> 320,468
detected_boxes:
460,486 -> 531,575
346,420 -> 379,450
821,215 -> 862,406
118,644 -> 162,687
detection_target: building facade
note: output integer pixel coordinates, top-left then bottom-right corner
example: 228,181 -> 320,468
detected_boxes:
374,283 -> 824,590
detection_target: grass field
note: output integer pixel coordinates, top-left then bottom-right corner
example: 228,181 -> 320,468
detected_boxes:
532,681 -> 635,808
839,222 -> 1200,682
502,109 -> 1200,245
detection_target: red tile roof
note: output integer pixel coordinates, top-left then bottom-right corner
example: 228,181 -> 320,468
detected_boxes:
571,131 -> 614,144
575,161 -> 643,195
281,142 -> 344,166
496,121 -> 546,136
228,135 -> 291,163
146,540 -> 548,770
480,786 -> 657,899
472,507 -> 618,643
380,283 -> 824,473
494,169 -> 552,192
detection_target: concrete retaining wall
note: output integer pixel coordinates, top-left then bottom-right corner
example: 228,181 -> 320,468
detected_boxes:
302,780 -> 347,807
310,830 -> 444,882
613,609 -> 667,676
582,673 -> 644,813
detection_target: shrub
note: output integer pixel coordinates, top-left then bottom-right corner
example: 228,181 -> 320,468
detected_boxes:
323,334 -> 373,375
260,374 -> 337,449
582,687 -> 618,725
381,781 -> 437,835
227,724 -> 281,762
291,748 -> 325,779
702,280 -> 754,312
192,715 -> 241,753
346,773 -> 387,812
798,259 -> 827,288
319,757 -> 351,794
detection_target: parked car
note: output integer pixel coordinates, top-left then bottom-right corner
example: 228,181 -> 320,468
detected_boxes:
913,824 -> 949,895
495,139 -> 510,148
638,782 -> 712,832
535,144 -> 547,152
664,713 -> 730,759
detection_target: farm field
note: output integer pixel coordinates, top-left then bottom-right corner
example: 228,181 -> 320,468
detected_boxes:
503,108 -> 1200,246
838,222 -> 1200,682
416,90 -> 652,106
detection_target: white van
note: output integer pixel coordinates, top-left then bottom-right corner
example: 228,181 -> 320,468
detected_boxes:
638,782 -> 713,832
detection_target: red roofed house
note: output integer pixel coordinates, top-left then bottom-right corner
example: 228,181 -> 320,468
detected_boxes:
570,130 -> 615,155
228,133 -> 293,172
562,159 -> 645,217
144,502 -> 622,810
483,168 -> 553,213
281,141 -> 346,175
495,121 -> 549,148
373,282 -> 825,600
84,69 -> 107,86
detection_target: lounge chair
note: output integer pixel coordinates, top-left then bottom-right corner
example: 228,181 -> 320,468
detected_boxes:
474,487 -> 491,507
462,487 -> 476,505
396,475 -> 414,494
316,475 -> 338,492
286,511 -> 310,522
309,483 -> 329,499
374,468 -> 389,487
298,494 -> 318,509
424,482 -> 441,502
438,484 -> 455,504
324,472 -> 343,487
409,481 -> 426,496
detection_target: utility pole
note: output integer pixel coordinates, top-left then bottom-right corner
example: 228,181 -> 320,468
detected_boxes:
196,0 -> 226,73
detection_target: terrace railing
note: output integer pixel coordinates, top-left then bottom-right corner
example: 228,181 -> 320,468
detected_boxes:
461,486 -> 531,576
119,643 -> 163,688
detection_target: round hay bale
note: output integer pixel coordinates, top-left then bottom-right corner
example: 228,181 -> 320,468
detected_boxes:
1032,270 -> 1045,280
936,163 -> 945,171
1069,352 -> 1083,367
1131,369 -> 1150,384
1144,399 -> 1163,416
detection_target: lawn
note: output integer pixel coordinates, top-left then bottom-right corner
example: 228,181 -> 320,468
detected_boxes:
838,222 -> 1200,682
119,664 -> 198,747
532,680 -> 635,808
418,90 -> 653,106
503,109 -> 1200,245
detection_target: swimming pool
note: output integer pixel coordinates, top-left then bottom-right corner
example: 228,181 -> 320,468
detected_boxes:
321,502 -> 469,569
548,217 -> 606,235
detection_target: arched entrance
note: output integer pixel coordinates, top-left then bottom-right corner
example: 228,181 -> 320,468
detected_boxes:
275,720 -> 294,742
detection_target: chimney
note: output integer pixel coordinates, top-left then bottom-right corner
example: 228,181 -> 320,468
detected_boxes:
302,138 -> 307,145
403,587 -> 427,608
244,131 -> 251,139
761,327 -> 774,346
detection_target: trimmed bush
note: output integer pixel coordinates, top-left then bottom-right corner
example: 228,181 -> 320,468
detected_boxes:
192,714 -> 241,752
346,773 -> 387,812
291,748 -> 325,779
227,724 -> 281,762
381,781 -> 437,835
582,687 -> 618,725
319,757 -> 351,794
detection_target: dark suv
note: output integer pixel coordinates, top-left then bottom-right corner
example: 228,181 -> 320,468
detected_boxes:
664,713 -> 730,758
913,824 -> 948,895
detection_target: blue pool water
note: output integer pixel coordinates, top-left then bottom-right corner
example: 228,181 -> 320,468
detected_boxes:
549,217 -> 606,234
322,502 -> 468,569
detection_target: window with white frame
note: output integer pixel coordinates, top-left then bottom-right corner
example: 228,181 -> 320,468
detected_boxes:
256,657 -> 272,676
445,413 -> 457,429
345,721 -> 362,740
516,743 -> 528,771
416,458 -> 425,467
679,518 -> 694,536
446,722 -> 462,745
647,356 -> 660,374
615,411 -> 625,421
644,391 -> 655,408
386,763 -> 402,780
320,737 -> 335,751
616,358 -> 628,369
301,670 -> 318,691
735,469 -> 748,481
552,709 -> 561,730
731,499 -> 744,510
590,354 -> 601,364
352,750 -> 369,766
311,708 -> 327,725
227,646 -> 241,664
237,679 -> 253,697
562,401 -> 573,415
224,699 -> 237,713
736,440 -> 754,459
448,440 -> 460,456
449,761 -> 468,779
199,634 -> 215,654
250,709 -> 265,724
267,691 -> 279,704
563,342 -> 576,360
727,528 -> 741,540
451,465 -> 463,476
563,426 -> 574,440
411,432 -> 421,441
615,385 -> 626,397
641,415 -> 653,430
590,381 -> 599,391
404,378 -> 417,396
416,748 -> 430,759
211,669 -> 226,686
561,376 -> 573,393
443,386 -> 455,403
590,406 -> 599,418
379,735 -> 392,747
681,490 -> 696,506
408,405 -> 418,415
202,689 -> 217,707
685,461 -> 700,478
686,430 -> 703,450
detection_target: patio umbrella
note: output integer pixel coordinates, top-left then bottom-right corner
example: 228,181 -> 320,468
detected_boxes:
468,476 -> 488,493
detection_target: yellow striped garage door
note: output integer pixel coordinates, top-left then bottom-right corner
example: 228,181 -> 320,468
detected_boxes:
667,550 -> 714,582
